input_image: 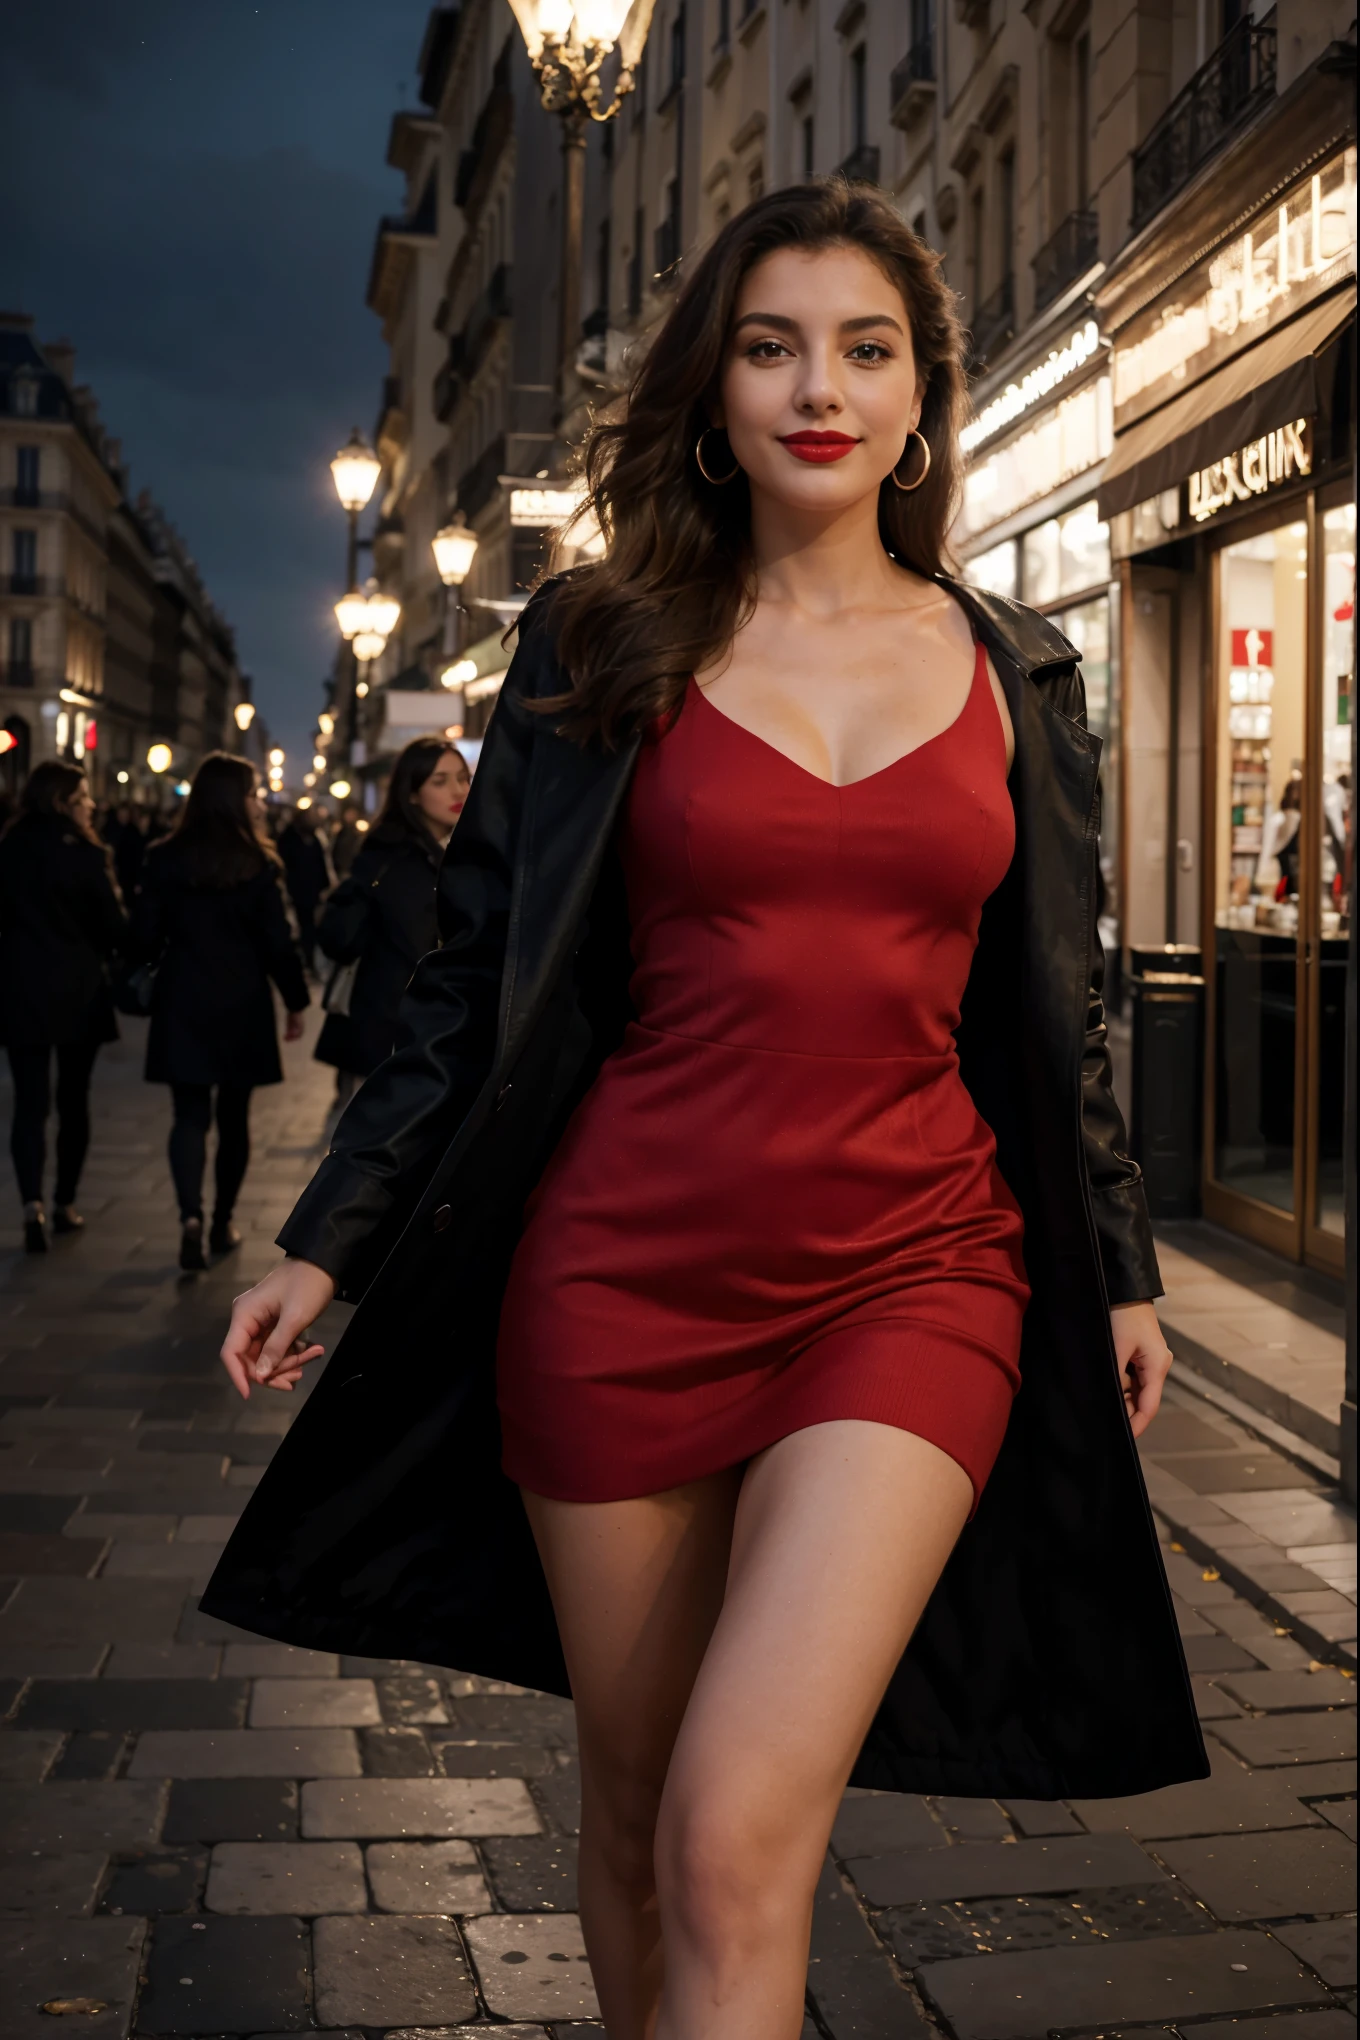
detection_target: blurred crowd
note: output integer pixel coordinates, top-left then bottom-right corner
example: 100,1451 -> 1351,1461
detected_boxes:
0,737 -> 471,1267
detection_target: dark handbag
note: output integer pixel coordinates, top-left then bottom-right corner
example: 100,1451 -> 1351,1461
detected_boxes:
112,960 -> 157,1017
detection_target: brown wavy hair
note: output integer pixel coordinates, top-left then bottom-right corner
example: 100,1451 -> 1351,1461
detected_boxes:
542,178 -> 968,748
167,752 -> 280,889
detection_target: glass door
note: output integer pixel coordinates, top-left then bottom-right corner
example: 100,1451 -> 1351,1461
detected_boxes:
1306,492 -> 1354,1269
1207,512 -> 1309,1253
1207,491 -> 1354,1272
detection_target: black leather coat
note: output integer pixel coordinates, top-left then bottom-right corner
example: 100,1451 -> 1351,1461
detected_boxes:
0,814 -> 126,1048
204,579 -> 1206,1800
314,828 -> 442,1077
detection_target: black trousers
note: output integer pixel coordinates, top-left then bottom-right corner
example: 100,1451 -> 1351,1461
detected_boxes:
7,1040 -> 102,1206
169,1083 -> 252,1224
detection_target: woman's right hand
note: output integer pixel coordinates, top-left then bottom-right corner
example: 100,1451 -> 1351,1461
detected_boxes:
221,1258 -> 335,1399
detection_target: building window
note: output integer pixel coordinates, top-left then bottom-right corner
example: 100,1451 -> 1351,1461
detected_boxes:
627,207 -> 645,315
849,43 -> 867,151
8,617 -> 33,679
801,115 -> 814,179
669,2 -> 686,89
16,446 -> 39,502
998,147 -> 1015,280
596,215 -> 612,319
10,371 -> 39,417
1048,9 -> 1092,225
11,529 -> 37,590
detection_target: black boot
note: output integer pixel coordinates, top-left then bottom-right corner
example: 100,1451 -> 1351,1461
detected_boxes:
23,1201 -> 47,1255
179,1217 -> 207,1272
53,1205 -> 84,1236
209,1216 -> 241,1256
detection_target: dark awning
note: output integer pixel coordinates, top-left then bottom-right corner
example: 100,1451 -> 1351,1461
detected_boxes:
1096,286 -> 1355,519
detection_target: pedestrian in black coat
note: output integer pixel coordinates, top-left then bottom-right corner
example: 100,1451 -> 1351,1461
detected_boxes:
131,752 -> 309,1271
315,739 -> 470,1102
0,761 -> 127,1253
277,808 -> 332,971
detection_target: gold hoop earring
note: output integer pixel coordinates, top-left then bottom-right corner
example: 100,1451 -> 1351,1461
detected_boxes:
891,429 -> 932,493
695,427 -> 740,485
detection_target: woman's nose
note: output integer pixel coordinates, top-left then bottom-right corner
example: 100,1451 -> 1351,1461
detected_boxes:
793,346 -> 844,416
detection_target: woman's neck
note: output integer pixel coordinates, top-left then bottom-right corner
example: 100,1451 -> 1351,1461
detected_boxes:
746,485 -> 927,620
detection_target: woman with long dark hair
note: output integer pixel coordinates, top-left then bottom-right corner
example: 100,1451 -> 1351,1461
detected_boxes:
132,752 -> 309,1271
0,761 -> 127,1253
314,737 -> 469,1109
209,185 -> 1202,2038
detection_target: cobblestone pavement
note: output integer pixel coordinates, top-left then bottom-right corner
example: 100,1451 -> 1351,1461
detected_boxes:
0,1017 -> 1354,2038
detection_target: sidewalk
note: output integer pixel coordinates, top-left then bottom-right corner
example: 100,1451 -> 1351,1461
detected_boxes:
0,1019 -> 1354,2038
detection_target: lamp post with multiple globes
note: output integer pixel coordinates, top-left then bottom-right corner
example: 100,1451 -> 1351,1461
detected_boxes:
504,0 -> 660,408
328,432 -> 392,781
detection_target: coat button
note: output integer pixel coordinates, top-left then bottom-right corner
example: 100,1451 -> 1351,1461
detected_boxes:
495,1084 -> 512,1111
432,1204 -> 452,1232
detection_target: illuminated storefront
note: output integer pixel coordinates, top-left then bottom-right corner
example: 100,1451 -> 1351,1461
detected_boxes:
1097,140 -> 1355,1273
957,319 -> 1123,972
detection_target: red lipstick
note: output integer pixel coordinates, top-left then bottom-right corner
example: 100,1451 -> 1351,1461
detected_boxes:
778,430 -> 859,463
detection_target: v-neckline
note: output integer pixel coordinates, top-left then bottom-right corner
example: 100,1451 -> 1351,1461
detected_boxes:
687,640 -> 984,791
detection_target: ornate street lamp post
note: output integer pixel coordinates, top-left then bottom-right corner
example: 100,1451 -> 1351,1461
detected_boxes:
330,430 -> 382,590
505,0 -> 660,404
432,514 -> 480,675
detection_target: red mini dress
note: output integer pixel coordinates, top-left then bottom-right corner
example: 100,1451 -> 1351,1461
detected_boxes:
496,641 -> 1029,1508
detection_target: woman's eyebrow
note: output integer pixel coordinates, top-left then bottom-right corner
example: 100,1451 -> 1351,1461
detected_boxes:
731,311 -> 905,336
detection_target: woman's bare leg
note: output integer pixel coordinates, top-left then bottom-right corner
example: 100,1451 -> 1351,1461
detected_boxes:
653,1420 -> 972,2040
523,1472 -> 742,2040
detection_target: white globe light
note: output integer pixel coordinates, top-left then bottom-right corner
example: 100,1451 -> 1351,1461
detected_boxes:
147,743 -> 173,774
318,712 -> 335,737
364,590 -> 401,638
330,430 -> 381,513
441,658 -> 479,689
233,701 -> 256,731
432,519 -> 479,586
268,748 -> 285,767
312,753 -> 327,772
329,779 -> 352,799
334,589 -> 370,640
352,630 -> 387,662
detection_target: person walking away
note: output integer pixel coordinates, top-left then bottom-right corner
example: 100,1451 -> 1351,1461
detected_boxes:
277,804 -> 331,972
329,802 -> 368,880
131,752 -> 309,1271
0,760 -> 127,1253
315,740 -> 469,1111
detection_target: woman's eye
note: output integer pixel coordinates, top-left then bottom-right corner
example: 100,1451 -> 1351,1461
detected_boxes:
849,341 -> 892,363
745,338 -> 790,360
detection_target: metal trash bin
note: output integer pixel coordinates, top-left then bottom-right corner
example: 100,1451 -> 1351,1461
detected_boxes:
1129,945 -> 1204,1221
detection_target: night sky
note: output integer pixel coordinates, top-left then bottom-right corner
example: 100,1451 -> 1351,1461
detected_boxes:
3,1 -> 430,764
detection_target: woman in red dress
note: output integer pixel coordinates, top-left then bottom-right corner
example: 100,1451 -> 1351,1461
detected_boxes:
217,187 -> 1181,2040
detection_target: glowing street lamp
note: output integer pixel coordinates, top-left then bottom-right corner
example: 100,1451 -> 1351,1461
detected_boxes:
432,517 -> 479,587
268,748 -> 285,768
233,701 -> 256,732
441,657 -> 478,690
147,743 -> 173,774
353,631 -> 388,663
329,779 -> 352,800
318,712 -> 335,737
506,0 -> 658,399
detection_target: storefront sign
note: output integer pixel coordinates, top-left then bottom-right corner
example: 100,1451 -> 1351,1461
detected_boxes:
509,484 -> 587,527
1112,149 -> 1356,431
959,373 -> 1112,541
1187,417 -> 1311,522
960,320 -> 1102,454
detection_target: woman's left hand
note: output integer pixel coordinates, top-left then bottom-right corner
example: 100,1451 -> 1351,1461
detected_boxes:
1110,1300 -> 1173,1438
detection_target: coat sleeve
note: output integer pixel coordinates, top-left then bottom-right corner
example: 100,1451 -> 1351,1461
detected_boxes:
276,595 -> 554,1295
256,871 -> 311,1013
1046,655 -> 1163,1307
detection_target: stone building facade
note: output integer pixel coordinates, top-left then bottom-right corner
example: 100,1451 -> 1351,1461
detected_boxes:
0,313 -> 250,803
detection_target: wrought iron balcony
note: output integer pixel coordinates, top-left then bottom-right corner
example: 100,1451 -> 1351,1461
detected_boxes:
837,143 -> 881,187
1032,208 -> 1099,313
969,273 -> 1015,369
1132,14 -> 1277,230
889,37 -> 936,128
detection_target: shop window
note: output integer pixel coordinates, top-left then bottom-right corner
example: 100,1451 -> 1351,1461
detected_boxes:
963,538 -> 1017,600
1314,500 -> 1354,1238
1021,499 -> 1109,605
1212,519 -> 1308,1217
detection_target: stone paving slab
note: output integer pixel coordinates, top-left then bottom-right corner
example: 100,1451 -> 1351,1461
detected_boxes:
918,1926 -> 1331,2038
1154,1826 -> 1357,1919
1269,1915 -> 1358,1989
0,1915 -> 146,2040
129,1728 -> 363,1777
301,1774 -> 542,1837
366,1839 -> 491,1913
846,1833 -> 1165,1905
138,1913 -> 311,2034
313,1912 -> 478,2026
0,1850 -> 108,1914
0,1780 -> 167,1850
463,1911 -> 601,2022
205,1840 -> 368,1914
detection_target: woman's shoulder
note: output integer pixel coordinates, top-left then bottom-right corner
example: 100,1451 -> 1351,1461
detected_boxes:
938,576 -> 1080,678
